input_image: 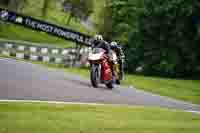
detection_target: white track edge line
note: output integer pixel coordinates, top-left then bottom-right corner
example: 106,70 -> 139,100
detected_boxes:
0,99 -> 200,114
185,110 -> 200,114
0,99 -> 111,106
0,99 -> 134,108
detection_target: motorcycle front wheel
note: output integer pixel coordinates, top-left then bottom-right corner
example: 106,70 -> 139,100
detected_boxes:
90,64 -> 100,88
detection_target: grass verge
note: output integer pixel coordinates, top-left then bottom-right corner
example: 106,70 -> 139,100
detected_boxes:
0,102 -> 200,133
0,24 -> 74,48
123,74 -> 200,105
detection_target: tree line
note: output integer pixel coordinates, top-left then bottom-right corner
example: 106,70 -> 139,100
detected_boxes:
0,0 -> 93,25
100,0 -> 200,78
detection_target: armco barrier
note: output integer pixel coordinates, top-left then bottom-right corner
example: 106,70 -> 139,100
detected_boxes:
0,39 -> 92,67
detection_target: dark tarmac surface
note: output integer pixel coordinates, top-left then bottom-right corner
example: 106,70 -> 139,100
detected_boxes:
0,58 -> 200,112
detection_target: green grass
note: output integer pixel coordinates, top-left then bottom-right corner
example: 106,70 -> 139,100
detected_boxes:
0,24 -> 75,48
123,75 -> 200,105
0,102 -> 199,133
0,0 -> 95,47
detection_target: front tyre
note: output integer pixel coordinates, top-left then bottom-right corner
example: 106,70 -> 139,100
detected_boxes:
106,82 -> 113,89
90,64 -> 100,88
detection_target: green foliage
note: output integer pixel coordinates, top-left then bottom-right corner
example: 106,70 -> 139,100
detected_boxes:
97,0 -> 144,42
98,0 -> 200,78
62,0 -> 94,24
110,0 -> 144,43
95,0 -> 113,40
126,0 -> 200,78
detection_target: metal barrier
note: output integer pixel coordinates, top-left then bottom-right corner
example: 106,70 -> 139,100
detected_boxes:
0,39 -> 92,67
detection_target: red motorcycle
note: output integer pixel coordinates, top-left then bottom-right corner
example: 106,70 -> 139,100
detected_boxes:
88,48 -> 116,89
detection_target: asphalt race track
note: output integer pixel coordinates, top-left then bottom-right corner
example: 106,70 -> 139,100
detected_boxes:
0,58 -> 200,112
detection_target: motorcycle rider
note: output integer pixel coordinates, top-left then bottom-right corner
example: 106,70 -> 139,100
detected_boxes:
110,41 -> 125,81
92,35 -> 112,61
92,35 -> 116,84
92,35 -> 124,84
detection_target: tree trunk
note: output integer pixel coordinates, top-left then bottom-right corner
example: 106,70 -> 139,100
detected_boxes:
66,12 -> 72,25
8,0 -> 26,12
42,0 -> 49,18
0,0 -> 9,6
8,0 -> 18,11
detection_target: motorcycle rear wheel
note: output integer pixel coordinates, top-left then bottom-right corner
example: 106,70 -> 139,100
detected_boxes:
106,82 -> 113,89
116,79 -> 121,85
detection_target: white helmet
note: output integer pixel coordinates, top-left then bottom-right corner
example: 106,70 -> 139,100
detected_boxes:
94,34 -> 103,41
111,41 -> 118,47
